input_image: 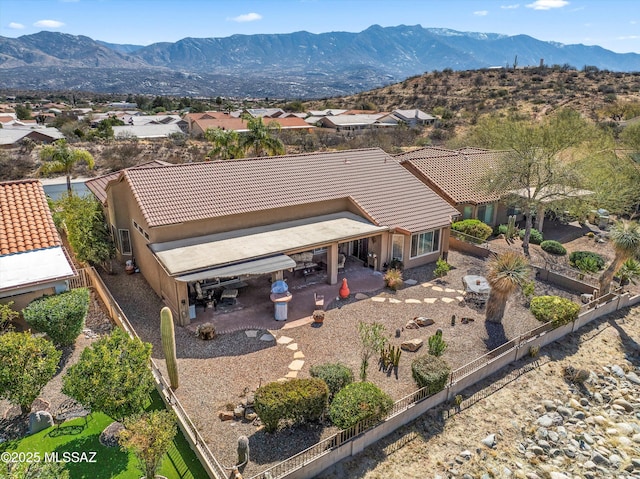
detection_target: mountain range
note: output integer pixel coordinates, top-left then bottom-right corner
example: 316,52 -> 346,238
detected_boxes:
1,25 -> 639,99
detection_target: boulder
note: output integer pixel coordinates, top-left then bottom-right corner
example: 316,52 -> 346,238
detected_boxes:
414,317 -> 435,327
219,411 -> 234,421
28,411 -> 53,434
405,320 -> 419,329
99,421 -> 124,447
401,338 -> 423,352
234,406 -> 245,418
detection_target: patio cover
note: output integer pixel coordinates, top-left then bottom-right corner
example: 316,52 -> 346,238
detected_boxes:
150,211 -> 389,277
508,186 -> 594,203
175,255 -> 296,283
0,246 -> 75,293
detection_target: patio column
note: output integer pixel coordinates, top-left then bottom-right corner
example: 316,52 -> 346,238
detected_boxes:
176,282 -> 191,327
536,204 -> 546,232
326,242 -> 338,285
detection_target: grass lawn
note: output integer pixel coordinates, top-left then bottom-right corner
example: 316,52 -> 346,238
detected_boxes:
0,391 -> 209,479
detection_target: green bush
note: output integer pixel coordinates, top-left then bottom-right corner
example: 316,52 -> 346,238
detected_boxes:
329,382 -> 393,430
433,258 -> 451,278
495,224 -> 508,236
23,288 -> 90,346
519,228 -> 544,244
540,240 -> 567,255
309,362 -> 353,401
254,378 -> 328,433
451,219 -> 493,242
411,354 -> 451,394
428,331 -> 447,357
569,251 -> 605,272
530,295 -> 580,327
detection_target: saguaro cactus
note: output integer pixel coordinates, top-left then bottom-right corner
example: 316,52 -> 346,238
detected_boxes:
160,307 -> 179,390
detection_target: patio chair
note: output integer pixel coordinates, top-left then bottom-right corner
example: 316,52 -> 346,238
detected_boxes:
337,254 -> 346,273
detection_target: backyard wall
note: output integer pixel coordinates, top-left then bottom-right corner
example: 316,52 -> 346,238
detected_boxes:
449,236 -> 491,258
533,266 -> 598,295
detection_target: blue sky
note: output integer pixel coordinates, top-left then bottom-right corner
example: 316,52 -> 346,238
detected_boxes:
1,0 -> 638,53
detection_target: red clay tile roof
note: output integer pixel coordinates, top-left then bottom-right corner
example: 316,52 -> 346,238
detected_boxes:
120,148 -> 459,232
85,160 -> 171,205
0,179 -> 60,255
395,147 -> 506,205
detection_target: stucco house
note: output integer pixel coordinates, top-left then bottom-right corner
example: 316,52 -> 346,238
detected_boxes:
396,146 -> 526,226
87,148 -> 458,326
0,179 -> 75,310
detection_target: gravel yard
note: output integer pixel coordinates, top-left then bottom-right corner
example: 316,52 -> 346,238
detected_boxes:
101,249 -> 583,477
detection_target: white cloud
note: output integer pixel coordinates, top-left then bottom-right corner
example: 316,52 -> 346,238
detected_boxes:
501,4 -> 520,9
526,0 -> 569,10
8,22 -> 25,29
631,21 -> 637,25
617,35 -> 640,40
34,19 -> 65,28
474,10 -> 489,16
228,12 -> 262,23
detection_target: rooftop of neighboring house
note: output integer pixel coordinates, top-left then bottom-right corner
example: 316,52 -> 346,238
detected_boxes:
191,115 -> 312,133
0,179 -> 60,256
395,146 -> 505,205
392,109 -> 436,121
113,123 -> 184,139
110,148 -> 458,232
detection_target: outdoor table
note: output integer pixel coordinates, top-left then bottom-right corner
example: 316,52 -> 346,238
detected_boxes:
462,275 -> 491,305
220,288 -> 238,306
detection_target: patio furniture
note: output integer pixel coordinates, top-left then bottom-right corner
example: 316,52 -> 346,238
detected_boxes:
220,288 -> 238,306
53,398 -> 92,429
337,254 -> 346,273
314,292 -> 324,309
462,275 -> 491,305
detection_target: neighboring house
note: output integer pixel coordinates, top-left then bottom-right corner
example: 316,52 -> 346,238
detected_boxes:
389,109 -> 436,126
118,114 -> 187,131
112,124 -> 185,139
89,148 -> 457,325
189,115 -> 313,137
231,108 -> 286,118
317,114 -> 396,131
0,127 -> 64,149
0,179 -> 75,310
396,146 -> 520,226
307,109 -> 348,117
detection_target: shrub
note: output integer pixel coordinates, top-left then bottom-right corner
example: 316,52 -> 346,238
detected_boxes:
540,240 -> 567,255
23,288 -> 90,346
519,228 -> 544,244
451,219 -> 493,242
309,363 -> 354,401
433,258 -> 451,278
329,382 -> 393,430
384,268 -> 403,291
254,378 -> 329,433
411,354 -> 451,393
569,251 -> 605,272
428,330 -> 447,357
530,295 -> 580,327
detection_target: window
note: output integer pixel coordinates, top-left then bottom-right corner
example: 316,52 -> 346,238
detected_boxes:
477,204 -> 495,224
507,205 -> 522,217
462,205 -> 474,220
119,229 -> 132,255
410,229 -> 440,258
391,234 -> 404,261
132,219 -> 149,241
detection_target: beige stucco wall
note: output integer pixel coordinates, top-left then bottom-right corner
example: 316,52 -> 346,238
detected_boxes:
0,286 -> 57,312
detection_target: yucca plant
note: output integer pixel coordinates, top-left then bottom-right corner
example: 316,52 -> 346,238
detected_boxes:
617,258 -> 640,287
486,252 -> 531,323
599,220 -> 640,293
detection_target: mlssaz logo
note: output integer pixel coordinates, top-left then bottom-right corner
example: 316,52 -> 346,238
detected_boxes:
44,451 -> 98,463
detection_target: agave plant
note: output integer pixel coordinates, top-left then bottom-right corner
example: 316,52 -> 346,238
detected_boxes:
485,252 -> 531,323
616,258 -> 640,287
599,220 -> 640,293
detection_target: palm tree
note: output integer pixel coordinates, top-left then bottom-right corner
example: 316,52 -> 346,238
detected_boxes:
485,251 -> 531,323
39,139 -> 95,194
599,220 -> 640,293
239,116 -> 285,157
204,128 -> 244,160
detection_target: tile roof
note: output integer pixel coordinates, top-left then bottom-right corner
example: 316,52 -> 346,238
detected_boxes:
119,148 -> 459,232
395,147 -> 506,205
193,116 -> 312,133
85,160 -> 171,205
0,179 -> 60,256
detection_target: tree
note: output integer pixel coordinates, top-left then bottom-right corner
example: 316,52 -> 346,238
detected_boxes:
14,104 -> 32,121
119,410 -> 177,479
39,139 -> 95,194
51,195 -> 114,270
0,332 -> 61,414
357,321 -> 388,381
485,252 -> 531,323
239,116 -> 285,157
62,328 -> 154,422
0,462 -> 69,479
472,109 -> 592,255
204,127 -> 244,160
599,220 -> 640,293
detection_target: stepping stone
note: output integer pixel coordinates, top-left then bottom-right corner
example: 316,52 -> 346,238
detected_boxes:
424,298 -> 437,304
285,371 -> 298,379
288,360 -> 305,371
404,279 -> 418,286
456,296 -> 465,302
286,343 -> 298,351
388,298 -> 402,304
457,290 -> 465,294
355,293 -> 368,300
277,336 -> 294,345
445,288 -> 456,293
405,299 -> 422,304
260,333 -> 275,342
277,378 -> 288,383
371,297 -> 386,302
432,286 -> 444,292
293,351 -> 305,359
245,330 -> 258,338
421,282 -> 433,287
441,297 -> 455,303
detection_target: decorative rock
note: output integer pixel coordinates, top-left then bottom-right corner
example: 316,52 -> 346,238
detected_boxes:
537,415 -> 554,427
260,333 -> 275,342
615,422 -> 634,436
632,433 -> 640,443
234,406 -> 245,418
243,393 -> 255,407
219,411 -> 234,421
99,421 -> 124,447
414,317 -> 435,327
626,372 -> 640,384
613,398 -> 634,412
405,320 -> 419,329
286,343 -> 299,351
354,293 -> 368,300
459,450 -> 472,460
28,411 -> 53,434
591,452 -> 609,465
611,365 -> 625,377
404,279 -> 418,286
529,445 -> 545,455
401,338 -> 423,352
245,330 -> 258,338
583,460 -> 597,469
482,434 -> 496,448
550,473 -> 571,479
293,351 -> 305,359
277,336 -> 294,345
288,360 -> 305,371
